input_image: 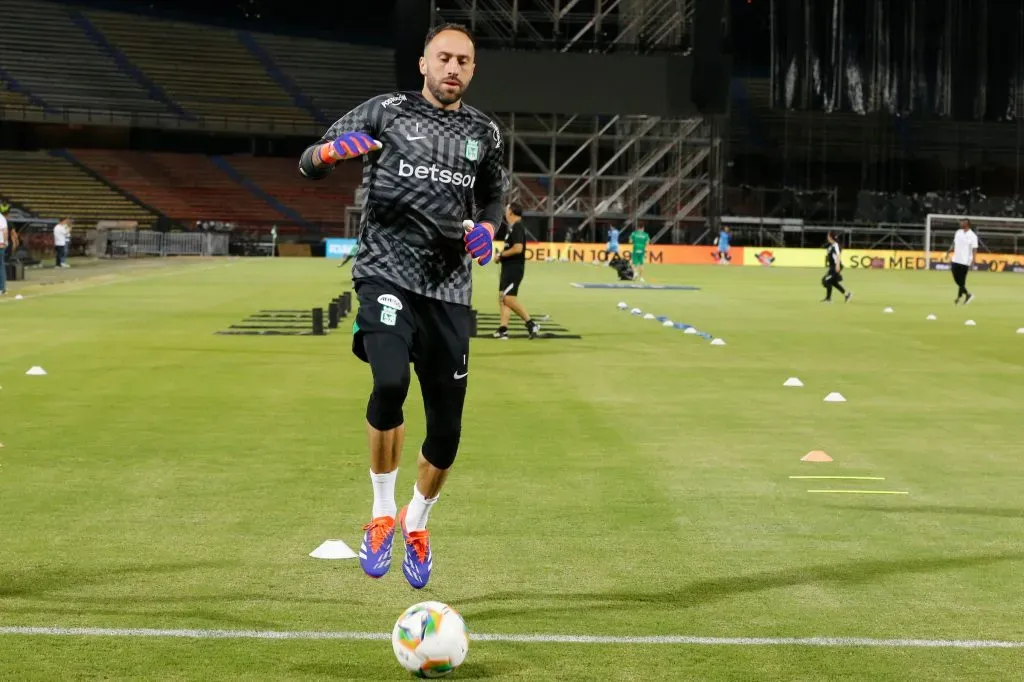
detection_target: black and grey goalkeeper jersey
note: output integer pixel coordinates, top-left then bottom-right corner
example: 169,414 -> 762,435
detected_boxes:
299,91 -> 506,306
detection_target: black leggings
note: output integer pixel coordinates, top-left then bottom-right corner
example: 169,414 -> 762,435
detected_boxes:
822,270 -> 846,299
362,332 -> 466,470
952,263 -> 970,298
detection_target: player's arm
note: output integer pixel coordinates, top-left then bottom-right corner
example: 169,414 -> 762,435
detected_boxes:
298,97 -> 385,180
497,225 -> 522,259
472,126 -> 507,236
464,124 -> 507,265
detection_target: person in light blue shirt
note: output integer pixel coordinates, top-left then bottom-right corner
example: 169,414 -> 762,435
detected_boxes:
714,225 -> 732,264
605,226 -> 620,264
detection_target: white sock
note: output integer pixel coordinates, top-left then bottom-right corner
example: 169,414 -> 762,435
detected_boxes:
405,485 -> 438,532
370,469 -> 398,519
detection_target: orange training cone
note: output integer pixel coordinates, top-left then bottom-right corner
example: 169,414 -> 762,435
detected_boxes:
801,450 -> 833,462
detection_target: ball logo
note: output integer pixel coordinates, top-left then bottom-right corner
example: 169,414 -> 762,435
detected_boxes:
398,159 -> 477,188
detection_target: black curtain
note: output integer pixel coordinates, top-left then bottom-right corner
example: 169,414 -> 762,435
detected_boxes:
770,0 -> 1024,120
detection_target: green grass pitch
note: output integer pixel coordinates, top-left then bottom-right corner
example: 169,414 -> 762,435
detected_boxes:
1,257 -> 1023,680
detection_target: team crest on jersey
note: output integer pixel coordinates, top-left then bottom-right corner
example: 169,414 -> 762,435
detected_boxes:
465,139 -> 480,161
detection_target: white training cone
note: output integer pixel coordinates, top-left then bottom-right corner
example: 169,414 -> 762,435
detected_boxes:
926,314 -> 937,321
783,377 -> 804,387
1017,328 -> 1024,334
662,320 -> 674,327
883,307 -> 894,313
710,338 -> 726,346
683,327 -> 698,335
823,392 -> 847,402
14,295 -> 23,300
643,313 -> 655,320
309,539 -> 357,560
630,308 -> 642,315
965,319 -> 976,326
25,366 -> 47,376
617,302 -> 628,310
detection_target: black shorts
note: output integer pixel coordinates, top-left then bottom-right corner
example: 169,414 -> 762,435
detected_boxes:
499,264 -> 525,297
352,277 -> 470,385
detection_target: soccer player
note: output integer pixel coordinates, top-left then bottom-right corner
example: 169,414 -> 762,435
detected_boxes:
713,225 -> 732,264
629,224 -> 650,281
492,202 -> 539,340
948,219 -> 977,304
338,241 -> 359,269
821,231 -> 852,302
297,23 -> 506,589
0,203 -> 8,296
605,225 -> 620,263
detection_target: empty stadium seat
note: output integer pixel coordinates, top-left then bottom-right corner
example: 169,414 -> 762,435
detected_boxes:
76,151 -> 299,226
85,9 -> 318,131
0,0 -> 171,115
253,33 -> 396,122
220,155 -> 362,225
0,151 -> 157,228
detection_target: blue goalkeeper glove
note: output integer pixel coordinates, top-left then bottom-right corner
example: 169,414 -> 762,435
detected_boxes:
318,131 -> 382,164
463,221 -> 494,266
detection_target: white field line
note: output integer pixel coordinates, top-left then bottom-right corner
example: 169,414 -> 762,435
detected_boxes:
0,260 -> 234,305
0,626 -> 1021,649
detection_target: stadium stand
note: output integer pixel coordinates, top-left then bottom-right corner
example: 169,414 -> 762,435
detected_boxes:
70,149 -> 197,221
0,84 -> 35,112
84,9 -> 318,130
220,154 -> 363,224
73,151 -> 299,225
252,33 -> 397,123
0,151 -> 157,228
0,0 -> 171,115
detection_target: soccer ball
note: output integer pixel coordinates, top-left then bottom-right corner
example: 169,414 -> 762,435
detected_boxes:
392,601 -> 469,678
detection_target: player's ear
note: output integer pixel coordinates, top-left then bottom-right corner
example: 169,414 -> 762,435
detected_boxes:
419,56 -> 427,76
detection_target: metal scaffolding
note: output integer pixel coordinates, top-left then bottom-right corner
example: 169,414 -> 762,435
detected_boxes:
433,0 -> 722,244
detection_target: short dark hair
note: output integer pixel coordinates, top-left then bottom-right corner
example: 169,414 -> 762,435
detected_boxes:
507,202 -> 523,218
424,23 -> 476,52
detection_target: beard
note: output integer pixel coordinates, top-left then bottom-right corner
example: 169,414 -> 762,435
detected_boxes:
426,73 -> 464,106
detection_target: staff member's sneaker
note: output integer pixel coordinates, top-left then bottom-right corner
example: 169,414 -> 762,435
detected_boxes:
397,506 -> 432,589
358,516 -> 395,578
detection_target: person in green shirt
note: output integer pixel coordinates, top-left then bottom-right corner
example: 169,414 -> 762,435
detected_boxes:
629,224 -> 650,282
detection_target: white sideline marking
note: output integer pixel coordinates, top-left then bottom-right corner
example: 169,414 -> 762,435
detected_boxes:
0,261 -> 232,305
0,626 -> 1021,649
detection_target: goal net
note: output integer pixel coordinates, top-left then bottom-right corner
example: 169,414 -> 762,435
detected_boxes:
924,214 -> 1024,269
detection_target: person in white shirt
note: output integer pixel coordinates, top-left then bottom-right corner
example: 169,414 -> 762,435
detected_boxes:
948,219 -> 978,304
54,217 -> 72,268
0,205 -> 8,295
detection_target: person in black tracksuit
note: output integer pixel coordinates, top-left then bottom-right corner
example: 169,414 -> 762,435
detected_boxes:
492,202 -> 539,339
822,231 -> 852,303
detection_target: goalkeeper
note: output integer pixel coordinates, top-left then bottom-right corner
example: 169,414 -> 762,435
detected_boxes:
298,23 -> 506,590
